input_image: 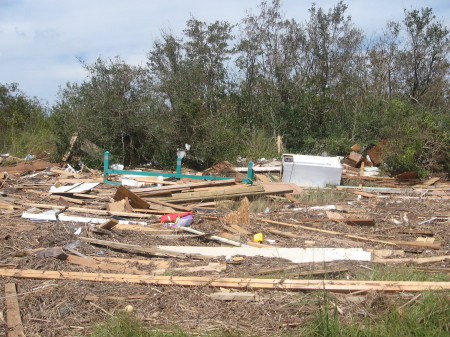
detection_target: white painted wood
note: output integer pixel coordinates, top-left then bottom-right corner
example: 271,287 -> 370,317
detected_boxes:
156,246 -> 372,264
21,212 -> 147,226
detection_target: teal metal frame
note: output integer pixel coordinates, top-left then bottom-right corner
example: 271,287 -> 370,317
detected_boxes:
103,151 -> 254,185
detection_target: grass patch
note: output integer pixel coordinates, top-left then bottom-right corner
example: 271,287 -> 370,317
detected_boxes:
216,197 -> 282,214
293,188 -> 352,205
354,264 -> 450,282
249,197 -> 282,213
303,291 -> 450,337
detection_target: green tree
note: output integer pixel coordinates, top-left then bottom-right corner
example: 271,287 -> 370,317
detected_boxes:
401,7 -> 449,105
0,83 -> 51,155
52,57 -> 170,167
148,19 -> 241,168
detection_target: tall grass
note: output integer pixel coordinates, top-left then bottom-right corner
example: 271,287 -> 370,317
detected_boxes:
303,291 -> 450,337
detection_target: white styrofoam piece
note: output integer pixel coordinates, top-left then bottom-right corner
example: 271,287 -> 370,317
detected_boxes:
22,212 -> 57,221
282,154 -> 342,188
157,246 -> 371,264
121,178 -> 145,187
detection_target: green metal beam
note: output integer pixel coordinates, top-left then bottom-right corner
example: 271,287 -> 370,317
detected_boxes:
103,151 -> 254,185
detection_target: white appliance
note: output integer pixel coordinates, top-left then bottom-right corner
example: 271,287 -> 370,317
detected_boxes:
282,154 -> 342,187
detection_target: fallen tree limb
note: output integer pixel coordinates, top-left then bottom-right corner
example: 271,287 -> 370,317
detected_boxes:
1,269 -> 449,293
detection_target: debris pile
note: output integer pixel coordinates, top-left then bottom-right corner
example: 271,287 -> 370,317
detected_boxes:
0,156 -> 449,336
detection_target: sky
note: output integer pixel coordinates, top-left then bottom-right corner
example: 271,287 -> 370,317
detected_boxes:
1,0 -> 449,105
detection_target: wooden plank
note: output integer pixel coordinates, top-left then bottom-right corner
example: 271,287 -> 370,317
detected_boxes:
350,190 -> 378,198
92,257 -> 191,268
2,269 -> 450,292
0,202 -> 15,210
131,179 -> 236,193
114,185 -> 150,209
345,219 -> 376,226
145,198 -> 192,212
257,218 -> 398,246
372,255 -> 450,265
284,193 -> 300,203
84,294 -> 150,302
229,224 -> 251,235
99,218 -> 119,230
245,241 -> 275,248
79,237 -> 189,258
66,255 -> 145,274
166,185 -> 264,199
160,186 -> 294,203
391,240 -> 441,249
259,182 -> 302,194
152,262 -> 227,275
396,229 -> 434,236
107,198 -> 133,212
113,224 -> 173,233
421,177 -> 440,186
266,227 -> 299,238
61,132 -> 78,162
4,283 -> 25,337
51,167 -> 82,177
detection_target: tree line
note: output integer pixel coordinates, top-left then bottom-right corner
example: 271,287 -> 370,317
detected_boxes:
1,1 -> 449,176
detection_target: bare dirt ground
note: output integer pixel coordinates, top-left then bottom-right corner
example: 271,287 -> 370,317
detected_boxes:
0,167 -> 449,336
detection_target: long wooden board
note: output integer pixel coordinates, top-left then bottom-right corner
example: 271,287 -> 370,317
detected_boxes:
4,283 -> 25,337
257,218 -> 396,246
1,269 -> 449,292
79,237 -> 187,258
66,255 -> 145,274
373,255 -> 450,265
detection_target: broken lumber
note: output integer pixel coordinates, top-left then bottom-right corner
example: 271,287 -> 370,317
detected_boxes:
178,227 -> 251,248
4,283 -> 25,337
345,219 -> 376,226
391,240 -> 441,250
66,255 -> 145,274
222,197 -> 250,226
131,179 -> 236,194
266,227 -> 299,238
145,198 -> 192,212
1,269 -> 449,292
61,132 -> 78,162
372,255 -> 450,265
114,185 -> 150,209
257,218 -> 397,246
99,218 -> 119,230
79,237 -> 188,258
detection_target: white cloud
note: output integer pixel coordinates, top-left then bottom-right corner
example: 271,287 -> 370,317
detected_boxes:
0,0 -> 448,105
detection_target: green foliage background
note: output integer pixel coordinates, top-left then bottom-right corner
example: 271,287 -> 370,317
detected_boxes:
1,1 -> 448,176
